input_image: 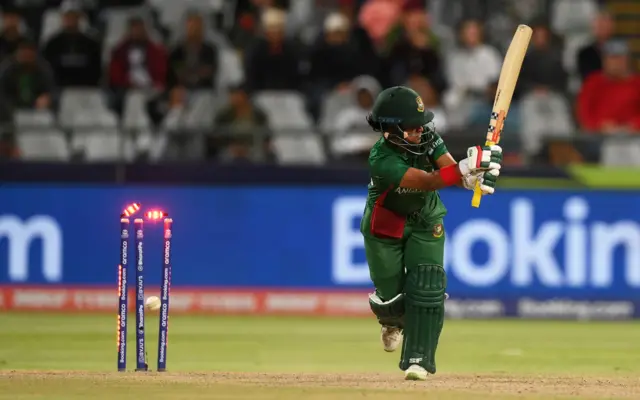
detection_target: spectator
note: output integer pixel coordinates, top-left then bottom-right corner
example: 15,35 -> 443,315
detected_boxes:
358,0 -> 403,50
333,75 -> 381,162
167,12 -> 219,92
335,75 -> 380,131
306,12 -> 364,121
210,83 -> 274,163
446,19 -> 501,101
339,0 -> 380,79
520,20 -> 567,94
7,0 -> 44,41
233,0 -> 290,27
0,39 -> 54,110
244,8 -> 302,92
407,75 -> 447,133
385,0 -> 440,54
577,10 -> 615,82
0,9 -> 28,62
309,13 -> 363,92
577,40 -> 640,133
108,17 -> 167,91
384,1 -> 446,94
42,1 -> 102,87
444,19 -> 502,128
231,0 -> 290,48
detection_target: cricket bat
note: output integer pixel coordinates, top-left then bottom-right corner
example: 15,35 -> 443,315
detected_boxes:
471,24 -> 532,208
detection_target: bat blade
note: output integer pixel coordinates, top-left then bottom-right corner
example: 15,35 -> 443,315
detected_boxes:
472,24 -> 532,208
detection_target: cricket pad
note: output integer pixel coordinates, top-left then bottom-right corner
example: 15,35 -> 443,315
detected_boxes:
369,293 -> 405,329
399,264 -> 446,374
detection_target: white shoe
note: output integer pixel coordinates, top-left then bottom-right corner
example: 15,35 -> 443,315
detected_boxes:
404,364 -> 428,381
381,325 -> 403,352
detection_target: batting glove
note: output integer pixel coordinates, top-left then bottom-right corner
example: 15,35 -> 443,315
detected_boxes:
458,145 -> 503,176
461,168 -> 500,194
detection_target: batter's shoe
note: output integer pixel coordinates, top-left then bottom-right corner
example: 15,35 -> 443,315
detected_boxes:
381,325 -> 403,352
404,365 -> 428,381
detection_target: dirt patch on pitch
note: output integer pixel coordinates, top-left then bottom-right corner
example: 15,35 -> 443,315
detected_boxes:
2,370 -> 639,399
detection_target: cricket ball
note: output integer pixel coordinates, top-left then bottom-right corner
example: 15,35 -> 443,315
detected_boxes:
145,296 -> 161,311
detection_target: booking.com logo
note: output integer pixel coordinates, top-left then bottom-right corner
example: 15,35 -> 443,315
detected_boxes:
332,196 -> 640,288
0,215 -> 63,282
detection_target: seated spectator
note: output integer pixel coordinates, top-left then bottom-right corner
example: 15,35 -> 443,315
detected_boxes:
577,10 -> 615,82
520,19 -> 567,94
209,83 -> 274,163
520,91 -> 574,159
444,19 -> 502,127
577,40 -> 640,134
232,0 -> 291,47
306,12 -> 364,121
358,0 -> 403,50
333,75 -> 381,162
385,0 -> 440,54
407,75 -> 447,133
167,12 -> 218,92
0,39 -> 54,110
42,1 -> 102,87
108,17 -> 167,92
338,0 -> 381,79
244,8 -> 302,92
8,0 -> 44,42
384,1 -> 446,94
0,8 -> 29,62
335,75 -> 380,131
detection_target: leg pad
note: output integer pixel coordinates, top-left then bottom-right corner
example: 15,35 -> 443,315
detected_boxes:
399,264 -> 446,374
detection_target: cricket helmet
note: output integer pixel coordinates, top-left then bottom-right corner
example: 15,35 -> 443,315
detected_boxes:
366,86 -> 435,155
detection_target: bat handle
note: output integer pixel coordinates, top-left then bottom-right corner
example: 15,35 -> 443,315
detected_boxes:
470,139 -> 498,208
471,184 -> 483,208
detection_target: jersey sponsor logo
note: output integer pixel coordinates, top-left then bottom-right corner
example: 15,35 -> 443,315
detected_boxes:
394,187 -> 424,195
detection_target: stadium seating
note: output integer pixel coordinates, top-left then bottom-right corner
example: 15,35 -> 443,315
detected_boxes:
15,111 -> 70,161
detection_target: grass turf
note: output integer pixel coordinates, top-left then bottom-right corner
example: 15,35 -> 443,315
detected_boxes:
1,313 -> 639,399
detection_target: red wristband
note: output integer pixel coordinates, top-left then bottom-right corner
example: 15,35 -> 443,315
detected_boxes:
440,164 -> 462,186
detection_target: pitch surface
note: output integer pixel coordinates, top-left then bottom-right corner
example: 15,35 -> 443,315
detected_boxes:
1,313 -> 639,399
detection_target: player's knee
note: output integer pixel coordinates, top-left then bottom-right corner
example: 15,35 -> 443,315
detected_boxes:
404,264 -> 446,306
371,275 -> 405,302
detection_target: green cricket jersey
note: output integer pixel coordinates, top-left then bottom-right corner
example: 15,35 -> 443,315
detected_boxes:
365,133 -> 449,219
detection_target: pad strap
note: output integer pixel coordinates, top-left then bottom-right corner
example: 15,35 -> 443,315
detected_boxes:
369,293 -> 405,328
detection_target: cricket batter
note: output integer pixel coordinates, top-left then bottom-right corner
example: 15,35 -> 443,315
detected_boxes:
362,86 -> 502,380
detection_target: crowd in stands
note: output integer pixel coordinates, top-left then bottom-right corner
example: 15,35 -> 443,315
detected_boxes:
0,0 -> 638,166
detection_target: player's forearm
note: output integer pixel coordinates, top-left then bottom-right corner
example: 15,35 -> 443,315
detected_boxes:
434,154 -> 465,188
399,165 -> 461,191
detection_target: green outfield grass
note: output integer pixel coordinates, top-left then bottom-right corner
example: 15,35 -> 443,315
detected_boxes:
1,313 -> 639,399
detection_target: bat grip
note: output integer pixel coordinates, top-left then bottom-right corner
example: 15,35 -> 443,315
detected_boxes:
470,139 -> 497,208
471,184 -> 483,208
